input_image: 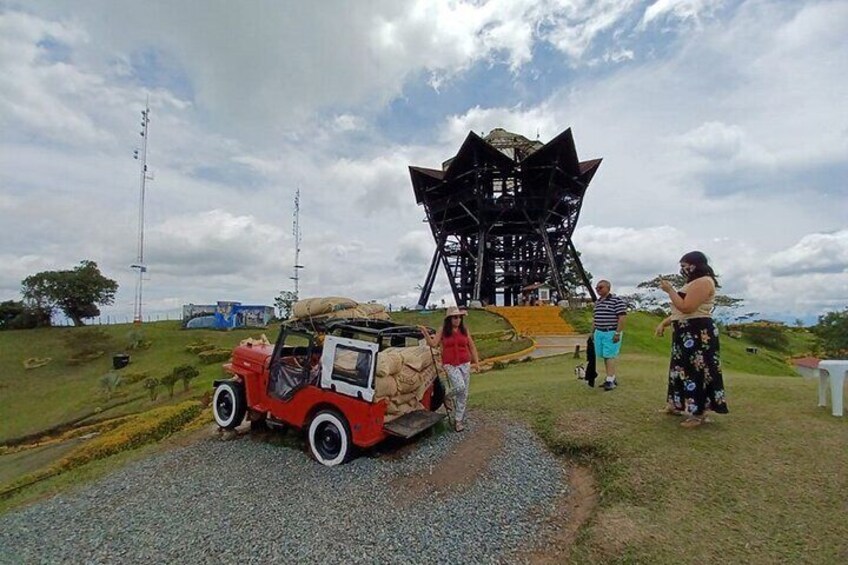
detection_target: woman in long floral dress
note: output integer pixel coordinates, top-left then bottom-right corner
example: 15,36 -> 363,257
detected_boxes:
655,251 -> 729,428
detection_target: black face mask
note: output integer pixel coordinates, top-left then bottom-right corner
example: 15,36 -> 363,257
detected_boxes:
680,267 -> 688,278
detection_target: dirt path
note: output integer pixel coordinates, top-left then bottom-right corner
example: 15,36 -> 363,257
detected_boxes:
520,464 -> 599,563
393,415 -> 506,498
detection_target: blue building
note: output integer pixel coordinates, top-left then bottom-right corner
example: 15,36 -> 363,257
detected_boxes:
183,301 -> 275,329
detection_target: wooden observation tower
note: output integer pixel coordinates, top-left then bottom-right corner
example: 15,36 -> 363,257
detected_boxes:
409,127 -> 601,308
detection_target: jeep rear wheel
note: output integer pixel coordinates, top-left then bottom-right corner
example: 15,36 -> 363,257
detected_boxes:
213,381 -> 246,429
430,377 -> 445,412
308,410 -> 352,466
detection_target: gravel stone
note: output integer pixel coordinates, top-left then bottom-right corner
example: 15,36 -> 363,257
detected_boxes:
0,419 -> 568,564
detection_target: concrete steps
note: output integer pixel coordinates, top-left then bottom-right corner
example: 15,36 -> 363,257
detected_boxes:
486,305 -> 576,336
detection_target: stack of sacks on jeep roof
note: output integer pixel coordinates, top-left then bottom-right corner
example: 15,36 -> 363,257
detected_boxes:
291,297 -> 390,322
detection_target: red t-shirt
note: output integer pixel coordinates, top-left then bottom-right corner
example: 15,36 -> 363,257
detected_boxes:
442,330 -> 471,366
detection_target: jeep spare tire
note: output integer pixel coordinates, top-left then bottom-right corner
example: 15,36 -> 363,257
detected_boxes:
308,410 -> 352,466
213,381 -> 246,429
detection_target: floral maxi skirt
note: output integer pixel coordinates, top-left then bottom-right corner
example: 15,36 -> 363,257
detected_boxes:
667,317 -> 729,416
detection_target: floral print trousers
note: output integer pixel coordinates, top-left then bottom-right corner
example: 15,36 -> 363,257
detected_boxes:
443,363 -> 471,423
667,317 -> 729,416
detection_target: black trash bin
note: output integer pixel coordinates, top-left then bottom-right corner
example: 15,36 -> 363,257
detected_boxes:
112,354 -> 130,370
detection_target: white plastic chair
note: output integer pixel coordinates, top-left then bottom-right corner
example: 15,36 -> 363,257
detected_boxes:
817,360 -> 847,417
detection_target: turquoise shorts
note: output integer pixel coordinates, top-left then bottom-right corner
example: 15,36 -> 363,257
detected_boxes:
594,330 -> 622,359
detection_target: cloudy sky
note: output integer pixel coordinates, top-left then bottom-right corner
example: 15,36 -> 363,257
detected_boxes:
1,0 -> 846,324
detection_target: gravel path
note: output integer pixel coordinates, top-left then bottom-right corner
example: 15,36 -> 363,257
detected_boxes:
0,419 -> 568,564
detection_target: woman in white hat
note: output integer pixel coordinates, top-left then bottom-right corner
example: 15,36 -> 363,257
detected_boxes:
418,306 -> 480,432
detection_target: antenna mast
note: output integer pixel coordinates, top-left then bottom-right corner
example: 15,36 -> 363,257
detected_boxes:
290,188 -> 304,300
131,97 -> 151,324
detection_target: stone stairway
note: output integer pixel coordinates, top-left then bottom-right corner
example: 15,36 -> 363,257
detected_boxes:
486,305 -> 576,336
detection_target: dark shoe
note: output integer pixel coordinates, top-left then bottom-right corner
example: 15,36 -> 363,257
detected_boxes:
603,379 -> 617,391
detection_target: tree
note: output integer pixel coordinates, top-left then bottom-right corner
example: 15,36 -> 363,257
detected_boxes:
274,290 -> 298,320
812,308 -> 848,357
557,249 -> 593,297
636,274 -> 743,320
0,300 -> 52,329
21,260 -> 118,326
173,364 -> 200,392
161,372 -> 180,398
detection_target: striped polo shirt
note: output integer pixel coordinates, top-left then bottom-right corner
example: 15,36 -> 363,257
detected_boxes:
593,294 -> 627,331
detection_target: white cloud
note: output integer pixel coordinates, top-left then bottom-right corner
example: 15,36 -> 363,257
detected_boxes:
642,0 -> 725,28
573,225 -> 690,284
768,231 -> 848,276
542,0 -> 640,61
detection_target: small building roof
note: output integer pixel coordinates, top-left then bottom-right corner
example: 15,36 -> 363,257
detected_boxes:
791,357 -> 820,369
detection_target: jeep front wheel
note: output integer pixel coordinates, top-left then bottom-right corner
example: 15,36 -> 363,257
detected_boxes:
213,381 -> 246,429
308,410 -> 352,466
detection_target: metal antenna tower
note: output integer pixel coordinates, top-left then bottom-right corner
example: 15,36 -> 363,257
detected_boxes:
131,97 -> 152,324
290,188 -> 304,300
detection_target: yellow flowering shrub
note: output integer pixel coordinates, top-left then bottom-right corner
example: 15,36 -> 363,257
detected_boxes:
58,401 -> 202,470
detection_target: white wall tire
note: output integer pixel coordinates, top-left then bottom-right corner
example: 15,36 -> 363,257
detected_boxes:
213,381 -> 246,429
308,410 -> 352,466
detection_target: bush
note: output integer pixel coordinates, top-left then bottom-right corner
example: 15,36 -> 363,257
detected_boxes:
198,349 -> 231,364
122,371 -> 150,385
812,308 -> 848,357
741,325 -> 790,352
144,377 -> 160,401
126,329 -> 152,350
99,372 -> 122,398
186,342 -> 215,354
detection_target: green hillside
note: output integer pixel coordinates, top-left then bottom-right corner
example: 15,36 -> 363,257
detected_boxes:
0,322 -> 279,444
564,309 -> 799,376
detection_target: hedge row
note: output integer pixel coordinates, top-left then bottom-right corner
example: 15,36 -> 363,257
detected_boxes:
58,401 -> 203,470
198,349 -> 232,364
186,342 -> 215,354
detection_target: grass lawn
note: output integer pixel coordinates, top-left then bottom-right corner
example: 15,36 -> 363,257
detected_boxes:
471,335 -> 847,562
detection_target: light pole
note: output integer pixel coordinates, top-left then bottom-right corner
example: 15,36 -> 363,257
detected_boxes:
132,97 -> 152,324
290,187 -> 304,301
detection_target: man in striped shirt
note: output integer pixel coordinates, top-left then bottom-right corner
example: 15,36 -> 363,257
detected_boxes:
592,280 -> 627,391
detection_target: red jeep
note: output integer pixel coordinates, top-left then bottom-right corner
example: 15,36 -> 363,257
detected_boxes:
212,319 -> 445,466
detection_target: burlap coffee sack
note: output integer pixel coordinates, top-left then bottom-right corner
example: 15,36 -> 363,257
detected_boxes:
399,345 -> 434,372
359,303 -> 386,314
396,365 -> 428,394
376,350 -> 403,378
292,297 -> 358,319
374,375 -> 398,399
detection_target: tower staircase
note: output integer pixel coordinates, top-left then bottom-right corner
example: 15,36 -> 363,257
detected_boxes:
486,306 -> 576,336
